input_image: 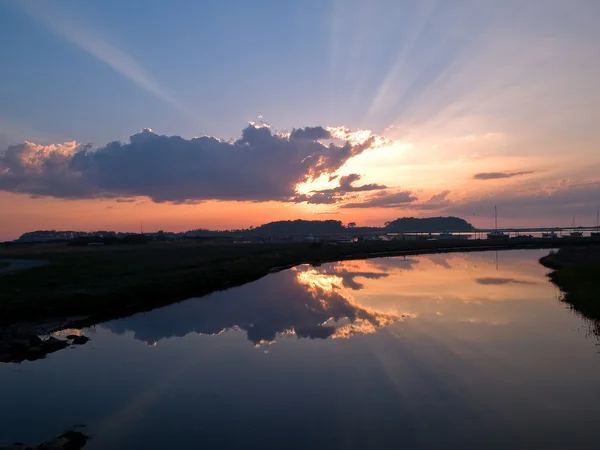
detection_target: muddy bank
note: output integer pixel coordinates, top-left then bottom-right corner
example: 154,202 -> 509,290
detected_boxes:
1,238 -> 598,335
0,323 -> 91,363
0,430 -> 88,450
539,246 -> 600,270
0,259 -> 48,277
540,246 -> 600,334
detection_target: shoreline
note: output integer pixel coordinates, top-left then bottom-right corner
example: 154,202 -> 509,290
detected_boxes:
1,238 -> 597,338
539,246 -> 600,334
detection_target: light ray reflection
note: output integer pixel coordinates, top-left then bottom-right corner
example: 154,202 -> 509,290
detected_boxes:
100,250 -> 553,349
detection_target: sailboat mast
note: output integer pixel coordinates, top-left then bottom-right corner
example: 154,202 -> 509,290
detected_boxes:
596,206 -> 599,228
494,205 -> 498,230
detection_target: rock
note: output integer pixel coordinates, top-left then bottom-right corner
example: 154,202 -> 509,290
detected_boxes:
28,335 -> 43,346
0,335 -> 72,363
26,346 -> 46,357
58,431 -> 88,450
1,431 -> 87,450
36,437 -> 69,450
7,340 -> 30,352
43,337 -> 69,351
36,431 -> 88,450
71,336 -> 90,345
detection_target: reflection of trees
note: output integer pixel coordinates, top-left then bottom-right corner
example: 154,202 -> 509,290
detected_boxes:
103,262 -> 401,346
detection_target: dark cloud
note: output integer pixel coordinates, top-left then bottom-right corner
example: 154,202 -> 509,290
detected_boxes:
314,210 -> 340,215
427,190 -> 451,204
0,125 -> 382,203
473,171 -> 534,180
413,190 -> 452,210
291,192 -> 338,204
291,173 -> 387,205
341,190 -> 417,208
337,173 -> 387,192
476,277 -> 537,285
289,126 -> 331,141
447,180 -> 600,221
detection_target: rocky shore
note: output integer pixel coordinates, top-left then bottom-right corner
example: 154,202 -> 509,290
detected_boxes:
0,329 -> 90,364
0,430 -> 88,450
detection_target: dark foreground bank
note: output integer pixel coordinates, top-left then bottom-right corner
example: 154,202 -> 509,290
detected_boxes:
0,430 -> 88,450
1,237 -> 597,333
540,246 -> 600,333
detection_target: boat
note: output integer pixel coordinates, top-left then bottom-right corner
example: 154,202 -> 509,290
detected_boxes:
438,231 -> 454,239
592,206 -> 600,240
568,215 -> 583,238
511,234 -> 533,240
487,206 -> 508,240
542,231 -> 558,239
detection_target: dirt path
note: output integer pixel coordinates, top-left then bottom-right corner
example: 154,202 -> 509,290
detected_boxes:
0,258 -> 49,276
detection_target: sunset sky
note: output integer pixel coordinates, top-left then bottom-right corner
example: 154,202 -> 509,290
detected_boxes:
1,0 -> 599,240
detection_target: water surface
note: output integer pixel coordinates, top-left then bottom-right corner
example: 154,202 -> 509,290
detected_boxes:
2,249 -> 600,449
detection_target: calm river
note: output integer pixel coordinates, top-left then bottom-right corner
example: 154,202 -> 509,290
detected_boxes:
2,249 -> 600,449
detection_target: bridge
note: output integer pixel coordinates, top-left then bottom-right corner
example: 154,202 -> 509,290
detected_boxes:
472,226 -> 599,233
357,226 -> 600,238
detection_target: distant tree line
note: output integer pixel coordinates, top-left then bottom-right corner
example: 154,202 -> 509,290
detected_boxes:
384,217 -> 474,232
16,216 -> 475,242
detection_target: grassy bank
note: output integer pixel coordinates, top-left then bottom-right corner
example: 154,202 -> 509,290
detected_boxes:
540,247 -> 600,330
1,237 -> 597,329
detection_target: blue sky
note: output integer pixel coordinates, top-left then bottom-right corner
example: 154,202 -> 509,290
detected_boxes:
2,0 -> 346,144
1,0 -> 561,145
1,0 -> 600,238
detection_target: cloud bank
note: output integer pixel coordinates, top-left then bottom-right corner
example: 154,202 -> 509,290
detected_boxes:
341,190 -> 417,209
0,124 -> 386,203
292,173 -> 388,205
473,171 -> 534,180
475,277 -> 536,286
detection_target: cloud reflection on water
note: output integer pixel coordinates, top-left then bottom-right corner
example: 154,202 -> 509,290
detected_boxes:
475,277 -> 538,285
102,260 -> 407,346
101,250 -> 554,347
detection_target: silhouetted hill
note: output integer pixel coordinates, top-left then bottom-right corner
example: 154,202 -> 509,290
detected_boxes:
249,220 -> 345,236
384,217 -> 474,232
